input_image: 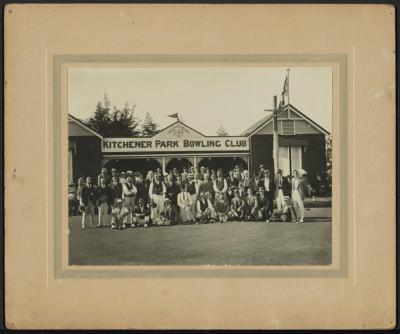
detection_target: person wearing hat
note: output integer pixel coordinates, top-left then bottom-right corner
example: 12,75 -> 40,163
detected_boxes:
214,193 -> 229,223
262,169 -> 275,219
187,173 -> 200,219
177,183 -> 193,223
240,170 -> 251,191
275,169 -> 286,212
258,164 -> 266,179
196,192 -> 216,223
228,190 -> 244,221
109,176 -> 123,205
122,174 -> 138,224
132,198 -> 151,227
198,166 -> 206,181
198,173 -> 214,201
80,176 -> 97,228
97,167 -> 110,186
243,188 -> 258,221
164,173 -> 179,207
96,177 -> 113,227
159,198 -> 178,226
255,186 -> 270,222
133,173 -> 147,204
149,173 -> 167,221
110,168 -> 118,179
111,199 -> 130,230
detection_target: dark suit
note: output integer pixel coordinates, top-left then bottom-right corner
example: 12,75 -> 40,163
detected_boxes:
165,181 -> 179,206
81,184 -> 97,206
261,176 -> 275,216
256,193 -> 270,220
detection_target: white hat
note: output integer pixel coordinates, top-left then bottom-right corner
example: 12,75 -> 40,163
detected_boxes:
116,199 -> 123,204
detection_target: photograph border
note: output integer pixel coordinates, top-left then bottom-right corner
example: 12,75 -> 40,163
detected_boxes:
54,54 -> 347,279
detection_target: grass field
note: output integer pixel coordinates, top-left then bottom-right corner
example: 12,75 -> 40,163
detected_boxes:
69,207 -> 331,266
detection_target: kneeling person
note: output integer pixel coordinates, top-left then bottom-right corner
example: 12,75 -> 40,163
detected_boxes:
159,199 -> 178,226
214,193 -> 229,223
196,192 -> 216,223
132,198 -> 150,227
111,199 -> 130,230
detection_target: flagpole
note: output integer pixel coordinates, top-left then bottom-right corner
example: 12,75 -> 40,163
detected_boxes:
273,95 -> 279,174
287,68 -> 290,107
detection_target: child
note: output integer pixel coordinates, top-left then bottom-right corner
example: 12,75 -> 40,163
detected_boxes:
214,193 -> 229,223
111,199 -> 131,230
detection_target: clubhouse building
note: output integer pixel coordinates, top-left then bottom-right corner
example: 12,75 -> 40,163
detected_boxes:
68,104 -> 329,182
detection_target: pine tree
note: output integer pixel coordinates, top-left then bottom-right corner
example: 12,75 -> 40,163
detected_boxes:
141,112 -> 159,137
217,125 -> 229,136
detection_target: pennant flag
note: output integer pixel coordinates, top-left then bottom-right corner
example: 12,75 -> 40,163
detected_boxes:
168,113 -> 179,119
281,75 -> 288,97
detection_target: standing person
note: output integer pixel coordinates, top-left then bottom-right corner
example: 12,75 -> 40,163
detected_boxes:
134,173 -> 147,204
96,177 -> 112,227
198,173 -> 214,201
214,193 -> 229,223
110,168 -> 118,179
119,171 -> 126,184
187,173 -> 200,219
76,173 -> 86,201
198,166 -> 206,181
109,176 -> 123,205
213,168 -> 228,196
258,164 -> 266,179
122,173 -> 138,224
291,169 -> 305,223
80,176 -> 97,228
227,170 -> 239,190
275,169 -> 285,212
250,172 -> 260,193
262,170 -> 275,219
165,173 -> 179,206
177,183 -> 192,223
233,165 -> 242,182
149,173 -> 166,221
111,199 -> 130,230
97,167 -> 110,186
132,198 -> 151,227
240,170 -> 251,190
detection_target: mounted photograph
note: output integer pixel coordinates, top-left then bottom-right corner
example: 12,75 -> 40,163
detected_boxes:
67,66 -> 332,266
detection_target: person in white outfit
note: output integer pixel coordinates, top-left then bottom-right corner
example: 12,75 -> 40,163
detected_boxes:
177,183 -> 193,223
148,173 -> 166,221
291,169 -> 305,223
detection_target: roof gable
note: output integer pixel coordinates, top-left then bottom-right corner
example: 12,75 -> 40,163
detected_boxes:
152,120 -> 206,140
68,114 -> 103,138
242,104 -> 330,136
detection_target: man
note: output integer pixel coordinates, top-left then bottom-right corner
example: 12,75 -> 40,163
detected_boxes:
214,193 -> 229,223
111,199 -> 130,230
97,167 -> 110,186
227,170 -> 239,190
250,173 -> 260,193
132,198 -> 151,227
258,164 -> 266,179
159,199 -> 178,226
213,168 -> 228,196
275,169 -> 285,212
198,173 -> 214,200
228,190 -> 244,221
244,188 -> 258,221
80,176 -> 97,228
96,177 -> 112,227
134,173 -> 147,204
256,186 -> 270,222
109,176 -> 123,204
240,170 -> 251,190
187,173 -> 200,219
198,166 -> 206,181
262,169 -> 275,218
237,184 -> 247,201
122,174 -> 138,224
196,192 -> 215,223
149,173 -> 166,221
76,173 -> 86,201
110,168 -> 118,179
119,171 -> 126,185
165,173 -> 179,206
177,183 -> 192,223
233,165 -> 242,181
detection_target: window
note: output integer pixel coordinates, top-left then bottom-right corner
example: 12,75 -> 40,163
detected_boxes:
278,145 -> 302,176
280,120 -> 295,135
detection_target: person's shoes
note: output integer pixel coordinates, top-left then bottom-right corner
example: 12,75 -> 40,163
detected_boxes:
131,224 -> 135,228
111,224 -> 116,229
144,223 -> 148,227
96,224 -> 101,228
81,225 -> 86,229
122,224 -> 126,229
299,219 -> 304,223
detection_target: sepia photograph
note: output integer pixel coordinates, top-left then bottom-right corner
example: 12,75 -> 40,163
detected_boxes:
68,66 -> 333,266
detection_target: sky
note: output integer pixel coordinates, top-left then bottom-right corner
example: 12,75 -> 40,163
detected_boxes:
68,66 -> 332,135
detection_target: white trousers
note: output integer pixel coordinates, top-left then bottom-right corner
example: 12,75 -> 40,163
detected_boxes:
276,189 -> 285,211
292,190 -> 304,220
151,194 -> 165,220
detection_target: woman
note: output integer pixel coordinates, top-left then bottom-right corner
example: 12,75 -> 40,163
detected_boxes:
291,169 -> 305,223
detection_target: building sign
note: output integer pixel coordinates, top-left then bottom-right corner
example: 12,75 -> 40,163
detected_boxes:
102,137 -> 249,153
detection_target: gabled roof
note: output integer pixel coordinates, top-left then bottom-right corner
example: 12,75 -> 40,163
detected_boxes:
153,119 -> 206,138
68,114 -> 103,139
241,104 -> 330,136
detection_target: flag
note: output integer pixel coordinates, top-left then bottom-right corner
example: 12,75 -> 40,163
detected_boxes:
168,113 -> 179,119
281,75 -> 288,97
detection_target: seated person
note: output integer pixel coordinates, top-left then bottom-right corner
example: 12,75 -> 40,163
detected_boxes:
196,192 -> 216,223
214,193 -> 229,223
255,186 -> 270,222
111,199 -> 131,230
243,188 -> 258,221
228,190 -> 245,221
177,183 -> 193,223
159,199 -> 179,226
271,196 -> 297,223
132,198 -> 151,227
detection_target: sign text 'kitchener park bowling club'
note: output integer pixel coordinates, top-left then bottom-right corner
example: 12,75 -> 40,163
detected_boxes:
102,137 -> 250,153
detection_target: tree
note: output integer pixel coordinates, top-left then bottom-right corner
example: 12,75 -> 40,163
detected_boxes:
140,112 -> 159,137
217,125 -> 229,136
86,94 -> 140,137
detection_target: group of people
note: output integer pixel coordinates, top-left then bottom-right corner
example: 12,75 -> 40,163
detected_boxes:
72,164 -> 307,230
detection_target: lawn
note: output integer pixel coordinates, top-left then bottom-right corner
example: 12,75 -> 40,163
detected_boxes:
69,207 -> 331,266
